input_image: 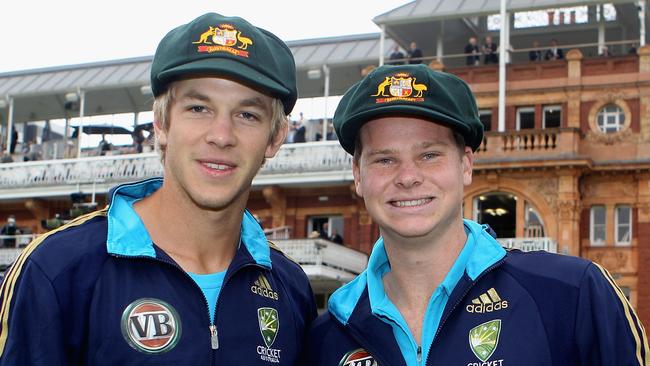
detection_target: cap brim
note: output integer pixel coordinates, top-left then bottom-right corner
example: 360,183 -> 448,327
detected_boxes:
339,104 -> 474,155
157,57 -> 291,105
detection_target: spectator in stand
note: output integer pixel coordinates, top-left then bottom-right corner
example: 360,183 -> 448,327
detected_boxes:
388,45 -> 405,65
132,128 -> 145,153
601,46 -> 613,58
98,134 -> 112,155
9,126 -> 17,154
329,228 -> 343,245
529,41 -> 543,62
629,43 -> 638,55
407,41 -> 423,64
0,215 -> 20,248
319,222 -> 329,239
483,35 -> 498,64
293,115 -> 307,143
545,39 -> 564,61
464,36 -> 481,66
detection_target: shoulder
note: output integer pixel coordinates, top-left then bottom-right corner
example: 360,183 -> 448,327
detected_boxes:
501,249 -> 592,289
15,209 -> 110,281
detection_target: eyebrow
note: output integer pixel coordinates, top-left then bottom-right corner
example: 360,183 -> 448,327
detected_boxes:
366,140 -> 450,157
177,89 -> 211,102
239,97 -> 271,113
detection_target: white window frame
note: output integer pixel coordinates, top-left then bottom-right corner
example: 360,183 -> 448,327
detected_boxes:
615,205 -> 632,246
590,205 -> 606,246
596,104 -> 625,134
516,107 -> 535,130
542,105 -> 562,129
479,109 -> 492,132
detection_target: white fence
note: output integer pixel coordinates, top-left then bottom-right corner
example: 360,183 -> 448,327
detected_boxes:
273,238 -> 368,275
497,237 -> 557,253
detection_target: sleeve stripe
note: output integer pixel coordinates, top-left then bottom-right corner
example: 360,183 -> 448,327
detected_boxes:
594,263 -> 649,365
0,209 -> 107,356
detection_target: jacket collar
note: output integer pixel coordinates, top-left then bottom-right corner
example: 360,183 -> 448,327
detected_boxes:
105,178 -> 271,268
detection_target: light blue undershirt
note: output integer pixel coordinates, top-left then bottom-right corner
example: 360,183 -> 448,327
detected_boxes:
188,271 -> 227,324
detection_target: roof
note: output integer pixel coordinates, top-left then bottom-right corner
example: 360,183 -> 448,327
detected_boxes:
373,0 -> 639,25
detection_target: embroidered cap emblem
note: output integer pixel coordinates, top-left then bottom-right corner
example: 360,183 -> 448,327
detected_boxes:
193,24 -> 253,57
469,319 -> 501,362
121,298 -> 181,354
371,72 -> 427,103
258,307 -> 279,348
338,348 -> 378,366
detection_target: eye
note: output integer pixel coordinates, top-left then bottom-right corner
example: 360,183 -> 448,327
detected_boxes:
375,158 -> 393,165
188,105 -> 207,113
422,152 -> 439,160
238,111 -> 261,122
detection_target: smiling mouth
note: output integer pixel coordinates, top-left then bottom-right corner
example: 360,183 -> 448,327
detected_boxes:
390,198 -> 433,207
203,162 -> 233,171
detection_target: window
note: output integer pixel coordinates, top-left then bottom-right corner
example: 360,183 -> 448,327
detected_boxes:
596,104 -> 625,133
590,206 -> 606,246
516,107 -> 535,130
307,215 -> 344,243
479,109 -> 492,132
615,205 -> 632,245
543,105 -> 561,128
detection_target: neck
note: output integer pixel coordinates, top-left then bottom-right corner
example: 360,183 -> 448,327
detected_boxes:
133,181 -> 245,274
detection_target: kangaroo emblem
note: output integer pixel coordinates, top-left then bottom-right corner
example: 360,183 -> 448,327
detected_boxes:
193,26 -> 215,44
237,31 -> 253,50
371,77 -> 392,97
412,78 -> 428,97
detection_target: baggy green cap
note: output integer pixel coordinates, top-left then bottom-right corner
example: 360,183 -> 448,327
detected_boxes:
333,64 -> 484,154
150,12 -> 297,114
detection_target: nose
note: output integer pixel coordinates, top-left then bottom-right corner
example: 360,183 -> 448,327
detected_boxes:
394,161 -> 423,189
205,114 -> 237,148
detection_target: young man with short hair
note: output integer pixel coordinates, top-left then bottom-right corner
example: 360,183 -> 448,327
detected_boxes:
304,64 -> 648,365
0,12 -> 315,365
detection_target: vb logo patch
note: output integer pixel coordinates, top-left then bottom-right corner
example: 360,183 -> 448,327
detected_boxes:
257,307 -> 282,363
121,298 -> 181,354
468,319 -> 503,365
192,23 -> 253,57
338,349 -> 378,366
371,72 -> 427,103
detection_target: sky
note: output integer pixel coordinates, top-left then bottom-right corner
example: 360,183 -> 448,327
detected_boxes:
0,0 -> 411,73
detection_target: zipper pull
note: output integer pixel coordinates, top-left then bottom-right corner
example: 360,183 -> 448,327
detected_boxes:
209,325 -> 219,349
417,345 -> 422,363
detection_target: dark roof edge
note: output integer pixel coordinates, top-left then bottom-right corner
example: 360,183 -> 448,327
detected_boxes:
0,55 -> 154,78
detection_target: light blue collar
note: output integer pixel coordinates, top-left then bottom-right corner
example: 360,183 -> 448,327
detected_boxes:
106,178 -> 271,268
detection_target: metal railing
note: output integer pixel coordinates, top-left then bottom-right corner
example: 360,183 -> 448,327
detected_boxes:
497,237 -> 557,253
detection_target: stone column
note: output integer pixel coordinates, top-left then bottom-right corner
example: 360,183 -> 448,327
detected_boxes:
556,171 -> 581,255
262,186 -> 286,229
635,173 -> 650,327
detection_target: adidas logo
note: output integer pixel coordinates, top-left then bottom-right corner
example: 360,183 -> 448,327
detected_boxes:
466,288 -> 508,313
251,274 -> 279,300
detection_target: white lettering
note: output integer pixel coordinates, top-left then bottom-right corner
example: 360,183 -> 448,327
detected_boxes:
467,359 -> 504,366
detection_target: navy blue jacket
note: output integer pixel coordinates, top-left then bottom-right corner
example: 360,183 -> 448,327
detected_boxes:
305,221 -> 648,365
0,179 -> 316,365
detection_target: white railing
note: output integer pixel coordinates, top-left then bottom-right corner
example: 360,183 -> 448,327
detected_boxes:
272,238 -> 368,275
0,142 -> 352,190
264,226 -> 292,240
497,237 -> 557,253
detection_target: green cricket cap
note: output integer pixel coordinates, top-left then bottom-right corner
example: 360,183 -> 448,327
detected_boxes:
333,64 -> 484,154
150,12 -> 297,114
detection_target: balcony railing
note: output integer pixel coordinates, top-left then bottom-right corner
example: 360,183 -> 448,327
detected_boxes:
476,128 -> 580,161
497,237 -> 557,253
0,141 -> 353,195
272,238 -> 368,282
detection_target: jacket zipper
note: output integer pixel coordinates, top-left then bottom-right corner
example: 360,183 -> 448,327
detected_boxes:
110,254 -> 263,354
424,258 -> 506,365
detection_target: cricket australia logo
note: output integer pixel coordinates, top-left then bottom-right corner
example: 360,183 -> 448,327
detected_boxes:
338,348 -> 378,366
192,23 -> 253,57
371,72 -> 427,103
468,319 -> 503,365
257,307 -> 281,363
121,298 -> 181,354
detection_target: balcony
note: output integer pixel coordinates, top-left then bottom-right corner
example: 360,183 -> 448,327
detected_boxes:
0,141 -> 353,199
475,128 -> 582,166
498,237 -> 558,253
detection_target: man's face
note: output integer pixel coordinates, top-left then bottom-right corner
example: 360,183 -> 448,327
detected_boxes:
353,117 -> 473,242
155,77 -> 285,212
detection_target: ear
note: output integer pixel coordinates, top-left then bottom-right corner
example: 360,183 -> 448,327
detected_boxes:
462,147 -> 474,187
265,120 -> 288,159
352,158 -> 363,197
153,119 -> 167,147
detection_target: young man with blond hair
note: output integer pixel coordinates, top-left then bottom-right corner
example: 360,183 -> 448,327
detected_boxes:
304,64 -> 648,365
0,12 -> 315,365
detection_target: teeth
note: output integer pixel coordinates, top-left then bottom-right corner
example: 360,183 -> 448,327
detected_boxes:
393,198 -> 431,207
204,162 -> 230,170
